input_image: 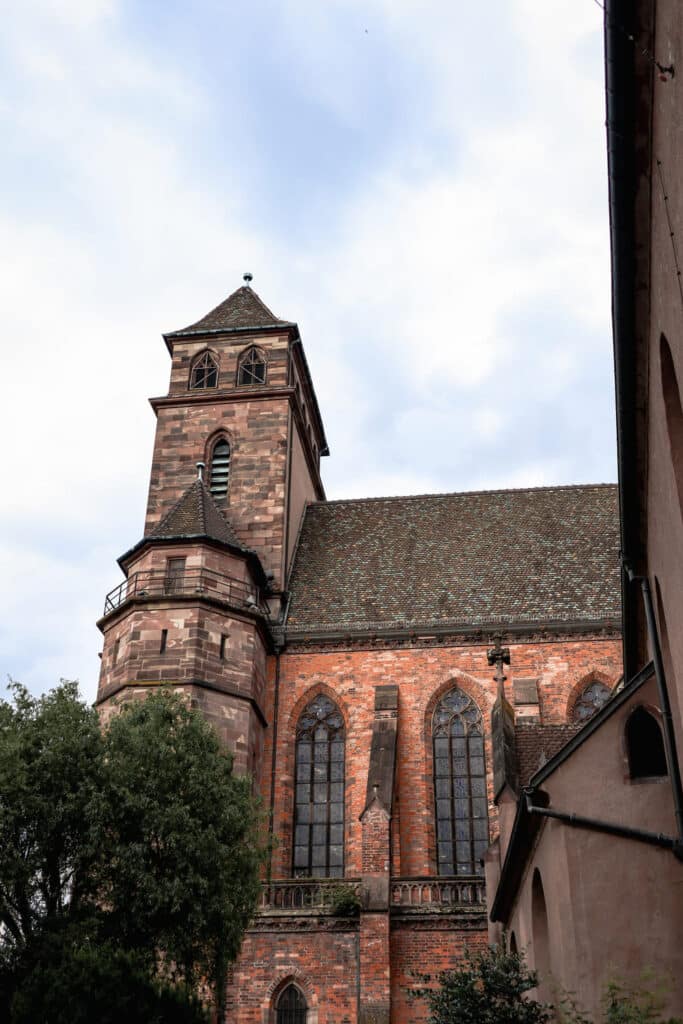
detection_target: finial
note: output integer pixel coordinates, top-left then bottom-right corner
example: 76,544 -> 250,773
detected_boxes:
243,272 -> 253,285
196,461 -> 205,481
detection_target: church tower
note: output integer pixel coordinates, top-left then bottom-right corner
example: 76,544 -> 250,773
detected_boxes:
96,278 -> 328,775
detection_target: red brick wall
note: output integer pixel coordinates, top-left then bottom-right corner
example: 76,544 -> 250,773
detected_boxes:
390,923 -> 488,1024
228,924 -> 359,1024
262,637 -> 622,879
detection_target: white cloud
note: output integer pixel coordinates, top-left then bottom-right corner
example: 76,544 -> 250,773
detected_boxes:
0,0 -> 615,697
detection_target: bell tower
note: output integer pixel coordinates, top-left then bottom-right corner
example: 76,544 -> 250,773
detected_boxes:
96,279 -> 328,774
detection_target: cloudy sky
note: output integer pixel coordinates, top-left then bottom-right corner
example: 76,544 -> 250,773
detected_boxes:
1,0 -> 615,701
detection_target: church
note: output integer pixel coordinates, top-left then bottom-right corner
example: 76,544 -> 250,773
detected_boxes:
95,280 -> 623,1024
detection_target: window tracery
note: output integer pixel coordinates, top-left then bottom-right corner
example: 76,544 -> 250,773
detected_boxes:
237,346 -> 267,386
293,694 -> 344,878
571,681 -> 611,723
189,350 -> 219,389
432,687 -> 488,876
276,984 -> 307,1024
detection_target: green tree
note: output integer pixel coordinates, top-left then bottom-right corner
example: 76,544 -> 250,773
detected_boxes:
412,944 -> 554,1024
0,681 -> 265,1021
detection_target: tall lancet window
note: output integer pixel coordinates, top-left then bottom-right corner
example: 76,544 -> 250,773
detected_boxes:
189,350 -> 219,389
237,346 -> 267,385
433,687 -> 488,876
209,439 -> 230,500
293,694 -> 345,878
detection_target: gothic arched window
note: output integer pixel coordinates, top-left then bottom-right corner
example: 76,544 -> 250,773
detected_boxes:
571,681 -> 611,723
237,346 -> 267,386
209,438 -> 230,500
189,350 -> 219,389
293,694 -> 344,878
433,687 -> 488,876
626,707 -> 668,779
276,984 -> 307,1024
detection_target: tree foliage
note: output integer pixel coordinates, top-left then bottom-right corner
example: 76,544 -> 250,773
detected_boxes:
412,944 -> 554,1024
0,681 -> 265,1021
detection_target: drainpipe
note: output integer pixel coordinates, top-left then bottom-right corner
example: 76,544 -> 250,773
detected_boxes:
268,644 -> 282,883
626,569 -> 683,841
525,792 -> 683,856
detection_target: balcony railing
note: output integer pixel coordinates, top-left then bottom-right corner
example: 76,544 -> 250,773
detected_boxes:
260,878 -> 361,912
391,876 -> 485,909
258,877 -> 485,915
103,567 -> 266,617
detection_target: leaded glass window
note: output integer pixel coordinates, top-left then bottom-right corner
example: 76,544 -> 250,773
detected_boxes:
433,687 -> 488,876
571,681 -> 611,723
276,985 -> 307,1024
293,694 -> 345,878
189,350 -> 219,389
237,346 -> 267,386
209,439 -> 230,500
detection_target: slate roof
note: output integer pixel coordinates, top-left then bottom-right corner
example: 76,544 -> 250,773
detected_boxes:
165,285 -> 293,338
515,723 -> 582,787
286,484 -> 620,634
148,478 -> 244,548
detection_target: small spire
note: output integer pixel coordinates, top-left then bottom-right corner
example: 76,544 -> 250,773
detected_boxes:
243,272 -> 253,285
196,461 -> 205,481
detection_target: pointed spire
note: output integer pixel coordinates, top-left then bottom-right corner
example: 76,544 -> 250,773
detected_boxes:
148,477 -> 244,549
165,279 -> 294,339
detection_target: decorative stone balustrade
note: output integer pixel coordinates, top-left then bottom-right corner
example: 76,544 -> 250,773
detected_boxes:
257,876 -> 485,915
259,878 -> 361,913
390,876 -> 486,909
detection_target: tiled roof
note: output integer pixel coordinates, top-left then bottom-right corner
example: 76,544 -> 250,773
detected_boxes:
515,723 -> 582,787
166,285 -> 293,337
286,484 -> 621,634
149,479 -> 244,549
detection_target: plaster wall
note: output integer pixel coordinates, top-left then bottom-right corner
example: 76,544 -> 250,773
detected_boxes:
503,676 -> 683,1018
645,0 -> 683,772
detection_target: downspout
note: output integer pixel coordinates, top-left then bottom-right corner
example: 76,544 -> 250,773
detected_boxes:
626,569 -> 683,841
525,792 -> 682,856
267,645 -> 282,882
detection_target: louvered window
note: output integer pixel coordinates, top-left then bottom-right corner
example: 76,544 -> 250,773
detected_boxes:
209,440 -> 230,500
433,687 -> 488,876
237,346 -> 266,386
276,985 -> 307,1024
293,694 -> 345,878
571,681 -> 611,723
189,350 -> 219,389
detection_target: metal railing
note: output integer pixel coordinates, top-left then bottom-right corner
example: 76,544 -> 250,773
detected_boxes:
103,567 -> 265,617
260,878 -> 361,912
391,876 -> 485,909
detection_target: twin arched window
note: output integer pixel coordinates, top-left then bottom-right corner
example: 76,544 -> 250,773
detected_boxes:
293,695 -> 345,878
189,350 -> 219,389
188,346 -> 267,390
433,687 -> 488,876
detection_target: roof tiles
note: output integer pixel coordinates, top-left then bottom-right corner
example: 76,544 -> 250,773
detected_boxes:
149,478 -> 244,549
286,484 -> 621,633
167,285 -> 292,337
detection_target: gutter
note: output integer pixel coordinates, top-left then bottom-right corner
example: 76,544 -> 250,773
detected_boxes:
605,0 -> 645,681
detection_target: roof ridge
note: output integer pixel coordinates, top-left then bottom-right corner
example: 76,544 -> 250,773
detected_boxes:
308,482 -> 618,509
